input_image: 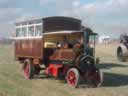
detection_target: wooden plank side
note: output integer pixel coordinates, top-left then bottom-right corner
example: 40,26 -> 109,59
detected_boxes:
15,38 -> 43,59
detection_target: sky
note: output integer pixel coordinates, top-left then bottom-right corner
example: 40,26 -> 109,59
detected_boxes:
0,0 -> 128,38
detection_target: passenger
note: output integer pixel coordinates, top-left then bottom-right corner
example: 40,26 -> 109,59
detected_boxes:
56,42 -> 61,48
72,39 -> 83,64
57,41 -> 69,48
63,43 -> 68,48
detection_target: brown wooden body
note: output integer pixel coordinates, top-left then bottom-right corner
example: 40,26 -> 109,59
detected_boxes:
15,38 -> 76,62
15,38 -> 43,60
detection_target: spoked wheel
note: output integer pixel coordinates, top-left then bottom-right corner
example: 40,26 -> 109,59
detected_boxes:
89,69 -> 103,87
66,68 -> 80,88
22,59 -> 35,79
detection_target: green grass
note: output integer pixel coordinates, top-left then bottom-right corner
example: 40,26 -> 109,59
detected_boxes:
0,44 -> 128,96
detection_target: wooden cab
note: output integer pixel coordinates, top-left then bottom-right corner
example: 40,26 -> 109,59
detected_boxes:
15,19 -> 43,63
14,17 -> 82,64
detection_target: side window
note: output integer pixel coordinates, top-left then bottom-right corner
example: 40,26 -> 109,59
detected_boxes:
28,26 -> 34,36
22,27 -> 27,37
16,28 -> 20,37
35,25 -> 42,36
89,35 -> 97,44
16,28 -> 22,37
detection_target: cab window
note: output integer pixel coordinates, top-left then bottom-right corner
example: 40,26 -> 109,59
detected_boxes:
35,25 -> 42,36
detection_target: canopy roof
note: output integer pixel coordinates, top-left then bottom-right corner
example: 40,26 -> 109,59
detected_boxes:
43,16 -> 97,35
43,16 -> 81,33
15,16 -> 98,35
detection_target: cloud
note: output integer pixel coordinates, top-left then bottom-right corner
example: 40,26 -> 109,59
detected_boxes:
0,8 -> 22,23
69,0 -> 128,36
39,0 -> 52,5
0,0 -> 23,36
0,8 -> 23,36
0,0 -> 17,8
39,0 -> 77,15
0,7 -> 42,36
72,0 -> 80,7
83,0 -> 128,15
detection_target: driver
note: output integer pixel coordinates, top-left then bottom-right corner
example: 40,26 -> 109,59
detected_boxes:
72,36 -> 84,64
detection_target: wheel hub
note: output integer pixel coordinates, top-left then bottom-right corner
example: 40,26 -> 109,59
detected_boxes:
68,71 -> 76,86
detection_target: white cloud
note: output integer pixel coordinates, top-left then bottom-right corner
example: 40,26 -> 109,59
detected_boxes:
0,0 -> 17,8
39,0 -> 77,17
72,0 -> 80,7
0,8 -> 22,23
0,8 -> 23,36
39,0 -> 51,5
83,0 -> 128,15
0,0 -> 23,36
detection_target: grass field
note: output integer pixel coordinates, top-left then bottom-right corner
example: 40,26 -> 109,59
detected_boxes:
0,44 -> 128,96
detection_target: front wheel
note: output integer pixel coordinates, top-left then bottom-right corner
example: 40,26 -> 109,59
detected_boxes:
90,70 -> 103,87
22,59 -> 35,79
66,68 -> 80,88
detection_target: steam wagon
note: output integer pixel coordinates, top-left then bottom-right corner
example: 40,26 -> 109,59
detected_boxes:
14,16 -> 103,88
117,35 -> 128,61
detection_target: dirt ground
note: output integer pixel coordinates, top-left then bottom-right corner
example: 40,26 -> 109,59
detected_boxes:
0,44 -> 128,96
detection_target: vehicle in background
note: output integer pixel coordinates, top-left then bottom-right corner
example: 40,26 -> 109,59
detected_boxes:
117,34 -> 128,61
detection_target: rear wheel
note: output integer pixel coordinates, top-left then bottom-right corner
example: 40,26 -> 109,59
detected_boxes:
22,59 -> 35,79
66,68 -> 80,88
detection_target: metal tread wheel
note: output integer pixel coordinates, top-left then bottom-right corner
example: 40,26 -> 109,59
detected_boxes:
90,70 -> 103,87
78,55 -> 95,74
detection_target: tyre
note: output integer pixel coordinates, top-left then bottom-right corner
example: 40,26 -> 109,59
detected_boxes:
66,68 -> 80,88
22,59 -> 35,79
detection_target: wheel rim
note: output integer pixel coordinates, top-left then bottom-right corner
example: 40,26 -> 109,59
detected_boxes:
23,63 -> 29,78
67,71 -> 76,87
